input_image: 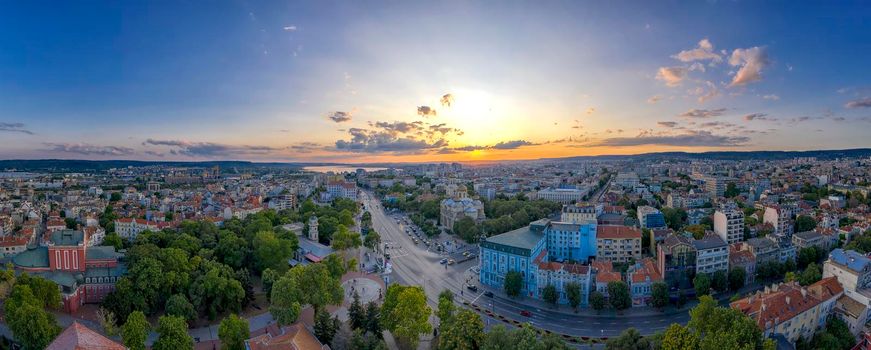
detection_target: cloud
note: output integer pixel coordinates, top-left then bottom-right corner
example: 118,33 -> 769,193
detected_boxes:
373,121 -> 424,134
283,25 -> 297,31
44,143 -> 135,156
678,108 -> 727,118
335,128 -> 447,153
696,81 -> 719,103
289,142 -> 323,154
845,97 -> 871,108
144,139 -> 282,157
440,94 -> 454,107
417,106 -> 437,117
0,122 -> 34,135
763,94 -> 780,101
453,145 -> 487,152
491,140 -> 535,150
658,121 -> 679,128
327,111 -> 353,123
728,46 -> 769,87
672,38 -> 723,63
647,95 -> 663,104
586,107 -> 596,115
144,150 -> 165,157
742,113 -> 771,121
656,66 -> 688,87
589,130 -> 749,147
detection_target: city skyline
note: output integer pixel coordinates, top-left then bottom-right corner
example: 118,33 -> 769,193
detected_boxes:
1,1 -> 869,163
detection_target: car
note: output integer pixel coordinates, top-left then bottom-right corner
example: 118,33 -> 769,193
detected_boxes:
439,258 -> 448,264
466,284 -> 478,292
519,310 -> 532,317
447,259 -> 455,265
462,251 -> 470,257
484,291 -> 494,298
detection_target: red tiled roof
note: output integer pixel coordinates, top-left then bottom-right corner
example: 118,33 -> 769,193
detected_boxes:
730,277 -> 843,329
46,322 -> 125,350
592,260 -> 622,284
246,322 -> 326,350
597,225 -> 642,240
629,258 -> 662,284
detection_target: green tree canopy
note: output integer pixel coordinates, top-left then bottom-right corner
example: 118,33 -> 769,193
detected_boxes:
380,284 -> 432,349
607,281 -> 631,310
218,314 -> 250,350
122,311 -> 150,350
4,284 -> 61,350
504,270 -> 522,297
439,309 -> 484,350
153,315 -> 193,350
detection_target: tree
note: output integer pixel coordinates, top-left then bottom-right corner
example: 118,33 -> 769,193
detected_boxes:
504,270 -> 522,297
607,281 -> 631,311
724,183 -> 740,198
364,301 -> 382,336
452,217 -> 480,243
218,314 -> 250,350
332,225 -> 362,252
165,294 -> 196,324
364,230 -> 381,250
122,311 -> 150,350
253,231 -> 294,273
660,324 -> 699,350
261,268 -> 280,299
711,270 -> 728,292
153,315 -> 193,350
215,231 -> 248,270
4,284 -> 61,350
798,263 -> 822,286
189,260 -> 245,319
694,273 -> 711,296
680,295 -> 773,350
685,225 -> 708,240
480,325 -> 513,350
651,282 -> 669,309
349,292 -> 366,330
542,284 -> 558,306
606,328 -> 650,350
97,308 -> 120,337
795,215 -> 817,233
565,282 -> 582,310
590,291 -> 606,312
314,309 -> 341,346
380,284 -> 432,349
103,233 -> 124,250
15,274 -> 61,309
437,289 -> 456,326
439,309 -> 484,350
728,267 -> 746,291
270,263 -> 344,325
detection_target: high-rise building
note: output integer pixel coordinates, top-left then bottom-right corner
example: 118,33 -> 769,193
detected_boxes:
714,206 -> 745,244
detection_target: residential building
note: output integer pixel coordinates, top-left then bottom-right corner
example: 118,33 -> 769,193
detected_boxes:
614,172 -> 640,188
731,277 -> 843,343
114,218 -> 158,239
537,188 -> 589,204
744,237 -> 780,265
627,258 -> 662,307
714,207 -> 745,244
560,203 -> 601,224
705,176 -> 726,198
596,225 -> 642,263
479,219 -> 597,303
764,205 -> 794,238
823,249 -> 871,325
268,194 -> 297,211
730,243 -> 756,284
693,234 -> 729,275
793,230 -> 828,251
326,181 -> 358,201
637,206 -> 666,229
591,260 -> 621,297
657,235 -> 697,289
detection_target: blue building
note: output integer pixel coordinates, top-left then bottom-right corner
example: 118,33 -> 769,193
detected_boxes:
479,219 -> 597,302
637,206 -> 666,229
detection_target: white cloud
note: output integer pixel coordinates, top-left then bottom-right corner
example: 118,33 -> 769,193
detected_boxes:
283,25 -> 297,31
728,46 -> 769,87
656,66 -> 688,87
672,38 -> 723,63
763,94 -> 780,101
647,95 -> 663,104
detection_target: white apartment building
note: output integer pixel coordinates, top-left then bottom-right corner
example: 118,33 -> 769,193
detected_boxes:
714,207 -> 745,244
114,218 -> 158,239
536,188 -> 589,204
560,203 -> 601,224
693,234 -> 729,275
764,205 -> 794,237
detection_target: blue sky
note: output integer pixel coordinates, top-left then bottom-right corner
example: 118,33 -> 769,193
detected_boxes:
1,1 -> 869,162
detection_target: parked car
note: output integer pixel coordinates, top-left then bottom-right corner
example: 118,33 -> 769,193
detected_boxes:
466,284 -> 478,292
519,310 -> 532,317
483,291 -> 494,298
439,258 -> 448,265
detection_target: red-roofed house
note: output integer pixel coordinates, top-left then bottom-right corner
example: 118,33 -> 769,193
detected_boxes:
245,322 -> 328,350
596,225 -> 642,263
591,260 -> 622,297
730,277 -> 844,343
533,248 -> 593,305
627,258 -> 663,306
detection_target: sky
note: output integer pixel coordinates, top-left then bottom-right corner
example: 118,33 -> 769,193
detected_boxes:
1,1 -> 869,163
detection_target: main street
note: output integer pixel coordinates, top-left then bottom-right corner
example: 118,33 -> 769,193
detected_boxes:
360,191 -> 689,337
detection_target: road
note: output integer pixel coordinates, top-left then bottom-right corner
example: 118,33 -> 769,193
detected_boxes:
360,191 -> 689,337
